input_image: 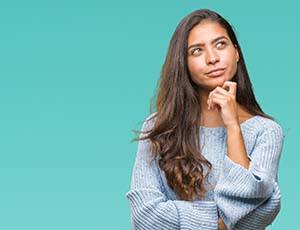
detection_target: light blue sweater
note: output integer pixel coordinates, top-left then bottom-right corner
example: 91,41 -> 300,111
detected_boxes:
126,113 -> 284,230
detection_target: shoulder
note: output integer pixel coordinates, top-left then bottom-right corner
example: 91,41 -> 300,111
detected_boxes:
240,115 -> 284,151
244,115 -> 285,149
141,112 -> 158,131
252,115 -> 284,137
145,112 -> 157,122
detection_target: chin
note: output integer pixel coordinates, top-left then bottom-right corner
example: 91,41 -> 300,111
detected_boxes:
213,76 -> 227,83
194,75 -> 230,90
206,77 -> 227,89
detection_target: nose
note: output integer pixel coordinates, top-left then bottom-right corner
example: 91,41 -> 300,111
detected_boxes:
206,49 -> 219,65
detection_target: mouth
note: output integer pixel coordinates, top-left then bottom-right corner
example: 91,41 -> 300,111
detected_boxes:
206,68 -> 226,77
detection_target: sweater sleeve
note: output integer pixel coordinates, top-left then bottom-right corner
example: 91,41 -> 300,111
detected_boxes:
233,180 -> 281,230
214,121 -> 284,230
125,115 -> 218,230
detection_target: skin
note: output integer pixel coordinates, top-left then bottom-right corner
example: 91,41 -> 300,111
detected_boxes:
187,20 -> 253,126
187,20 -> 253,230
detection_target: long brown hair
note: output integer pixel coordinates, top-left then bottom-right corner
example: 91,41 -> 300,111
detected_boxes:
132,9 -> 274,201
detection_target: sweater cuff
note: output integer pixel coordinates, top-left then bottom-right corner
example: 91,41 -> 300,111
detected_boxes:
126,189 -> 219,230
218,155 -> 275,199
214,155 -> 276,229
176,200 -> 218,229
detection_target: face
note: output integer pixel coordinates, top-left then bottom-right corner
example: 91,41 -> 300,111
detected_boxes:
187,20 -> 239,91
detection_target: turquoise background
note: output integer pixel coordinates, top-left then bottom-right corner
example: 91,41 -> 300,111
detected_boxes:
0,0 -> 297,229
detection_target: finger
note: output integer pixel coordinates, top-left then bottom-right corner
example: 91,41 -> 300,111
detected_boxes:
209,90 -> 226,109
209,91 -> 227,109
209,86 -> 230,98
209,94 -> 225,110
211,97 -> 226,108
211,93 -> 226,99
208,98 -> 216,110
208,97 -> 216,110
211,91 -> 227,97
207,98 -> 210,110
222,81 -> 237,95
207,97 -> 211,110
211,94 -> 226,109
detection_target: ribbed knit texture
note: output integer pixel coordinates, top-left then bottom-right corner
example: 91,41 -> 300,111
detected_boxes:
126,113 -> 284,230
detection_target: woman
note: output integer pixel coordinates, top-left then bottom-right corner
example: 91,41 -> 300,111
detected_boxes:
126,9 -> 284,230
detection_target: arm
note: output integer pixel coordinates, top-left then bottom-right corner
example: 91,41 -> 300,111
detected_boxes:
226,124 -> 251,169
218,218 -> 228,230
233,180 -> 281,229
126,116 -> 218,230
214,121 -> 284,230
217,180 -> 281,230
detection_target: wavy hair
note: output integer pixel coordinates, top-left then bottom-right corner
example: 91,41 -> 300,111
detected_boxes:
132,9 -> 274,201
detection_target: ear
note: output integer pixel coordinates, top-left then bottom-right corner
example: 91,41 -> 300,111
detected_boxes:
234,44 -> 240,61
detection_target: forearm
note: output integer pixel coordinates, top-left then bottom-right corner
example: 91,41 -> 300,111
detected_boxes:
226,124 -> 250,169
218,217 -> 227,230
215,121 -> 284,229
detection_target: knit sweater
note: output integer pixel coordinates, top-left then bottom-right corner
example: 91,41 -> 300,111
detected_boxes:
126,113 -> 284,230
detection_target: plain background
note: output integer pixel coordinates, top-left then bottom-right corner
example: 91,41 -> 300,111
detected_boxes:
0,0 -> 298,229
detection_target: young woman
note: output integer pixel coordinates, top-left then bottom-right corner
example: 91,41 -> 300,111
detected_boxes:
126,9 -> 284,230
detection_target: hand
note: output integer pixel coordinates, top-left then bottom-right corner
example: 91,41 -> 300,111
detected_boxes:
218,217 -> 227,230
207,81 -> 239,127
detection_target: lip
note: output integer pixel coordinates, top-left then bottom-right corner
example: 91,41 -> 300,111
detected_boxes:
206,68 -> 226,77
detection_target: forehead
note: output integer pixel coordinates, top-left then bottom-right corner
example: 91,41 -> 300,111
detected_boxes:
187,21 -> 229,44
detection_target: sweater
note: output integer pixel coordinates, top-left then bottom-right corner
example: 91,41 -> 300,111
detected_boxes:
126,113 -> 284,230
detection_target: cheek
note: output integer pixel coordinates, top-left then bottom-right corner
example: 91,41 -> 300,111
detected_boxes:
187,58 -> 206,76
227,58 -> 238,76
222,52 -> 238,76
222,51 -> 235,65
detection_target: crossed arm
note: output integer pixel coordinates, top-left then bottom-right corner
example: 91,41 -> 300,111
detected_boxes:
126,117 -> 284,229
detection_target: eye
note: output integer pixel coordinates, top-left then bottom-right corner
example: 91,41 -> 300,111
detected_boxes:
216,40 -> 227,48
191,48 -> 202,55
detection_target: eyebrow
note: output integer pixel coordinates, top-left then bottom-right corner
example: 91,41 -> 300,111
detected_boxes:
188,36 -> 228,50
